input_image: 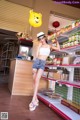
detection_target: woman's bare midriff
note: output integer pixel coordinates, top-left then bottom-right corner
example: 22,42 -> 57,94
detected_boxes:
37,55 -> 48,61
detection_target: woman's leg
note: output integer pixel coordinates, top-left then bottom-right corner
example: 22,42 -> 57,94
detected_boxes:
29,69 -> 38,105
32,69 -> 38,102
29,69 -> 43,111
32,68 -> 44,102
32,69 -> 37,85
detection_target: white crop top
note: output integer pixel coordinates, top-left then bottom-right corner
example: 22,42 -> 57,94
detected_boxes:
39,47 -> 50,56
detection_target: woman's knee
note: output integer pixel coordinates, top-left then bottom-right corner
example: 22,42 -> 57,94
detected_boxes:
32,69 -> 37,76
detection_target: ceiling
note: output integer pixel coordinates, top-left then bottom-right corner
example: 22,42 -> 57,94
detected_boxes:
0,0 -> 79,45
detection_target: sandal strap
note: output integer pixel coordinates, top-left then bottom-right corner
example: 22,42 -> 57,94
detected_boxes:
29,102 -> 36,108
29,100 -> 39,108
29,102 -> 37,111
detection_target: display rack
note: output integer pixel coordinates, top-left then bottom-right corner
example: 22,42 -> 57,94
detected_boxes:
57,25 -> 80,42
0,41 -> 17,75
46,64 -> 80,68
38,24 -> 80,120
38,93 -> 80,120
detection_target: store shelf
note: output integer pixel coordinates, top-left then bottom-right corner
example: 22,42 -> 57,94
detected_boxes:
42,23 -> 80,119
61,44 -> 80,52
37,93 -> 80,120
18,38 -> 33,47
58,80 -> 80,88
51,44 -> 80,55
45,64 -> 80,68
58,25 -> 80,42
51,50 -> 68,55
1,58 -> 10,60
42,76 -> 80,88
49,25 -> 80,43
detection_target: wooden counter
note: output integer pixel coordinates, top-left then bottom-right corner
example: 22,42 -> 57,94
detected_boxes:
8,59 -> 48,95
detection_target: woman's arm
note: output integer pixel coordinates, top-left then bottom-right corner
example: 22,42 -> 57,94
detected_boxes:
50,39 -> 60,51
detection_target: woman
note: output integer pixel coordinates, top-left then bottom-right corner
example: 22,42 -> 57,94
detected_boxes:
29,32 -> 60,111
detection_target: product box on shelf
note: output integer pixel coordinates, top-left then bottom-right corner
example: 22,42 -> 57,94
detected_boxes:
69,104 -> 79,114
47,70 -> 62,80
61,99 -> 70,107
61,99 -> 80,114
62,55 -> 75,64
61,74 -> 69,81
73,57 -> 80,64
53,58 -> 63,65
47,69 -> 57,78
48,72 -> 54,78
53,71 -> 62,80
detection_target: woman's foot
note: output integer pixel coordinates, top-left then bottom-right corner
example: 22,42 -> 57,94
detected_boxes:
29,99 -> 39,111
29,97 -> 39,111
29,102 -> 37,111
29,98 -> 39,107
35,98 -> 39,106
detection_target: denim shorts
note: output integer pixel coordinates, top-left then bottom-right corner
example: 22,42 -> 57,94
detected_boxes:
32,58 -> 46,70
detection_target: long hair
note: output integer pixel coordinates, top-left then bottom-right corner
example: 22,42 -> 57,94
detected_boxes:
44,36 -> 48,44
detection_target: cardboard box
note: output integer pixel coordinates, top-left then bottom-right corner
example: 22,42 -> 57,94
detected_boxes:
61,99 -> 80,115
48,70 -> 57,78
48,72 -> 54,78
62,55 -> 75,64
61,74 -> 69,81
61,99 -> 70,107
70,105 -> 79,114
53,72 -> 61,80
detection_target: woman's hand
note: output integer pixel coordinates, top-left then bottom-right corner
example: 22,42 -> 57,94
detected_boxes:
50,39 -> 60,51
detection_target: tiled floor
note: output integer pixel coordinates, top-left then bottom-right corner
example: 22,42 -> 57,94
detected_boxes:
0,83 -> 64,120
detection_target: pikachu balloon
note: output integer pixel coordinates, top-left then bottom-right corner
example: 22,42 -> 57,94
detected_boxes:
29,10 -> 42,27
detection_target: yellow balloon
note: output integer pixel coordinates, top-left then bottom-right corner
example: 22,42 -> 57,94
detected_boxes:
29,10 -> 42,27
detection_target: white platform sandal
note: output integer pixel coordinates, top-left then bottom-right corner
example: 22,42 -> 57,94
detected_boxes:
29,102 -> 37,111
29,100 -> 39,111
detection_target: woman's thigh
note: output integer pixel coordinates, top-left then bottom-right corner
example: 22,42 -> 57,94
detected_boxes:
32,68 -> 37,80
36,69 -> 44,80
